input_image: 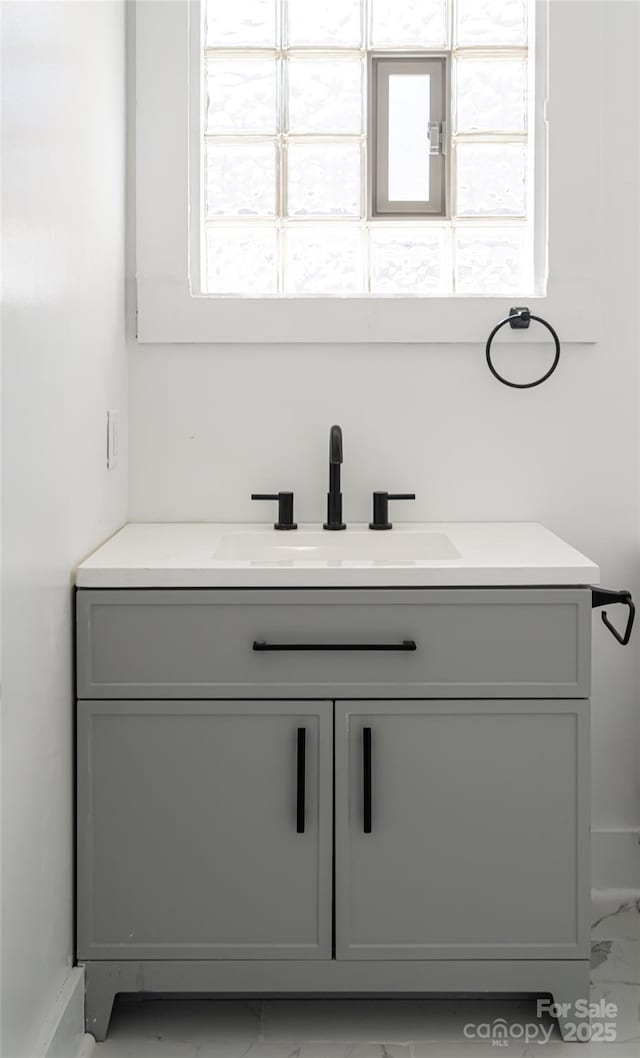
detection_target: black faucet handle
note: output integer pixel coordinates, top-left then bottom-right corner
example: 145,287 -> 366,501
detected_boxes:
251,492 -> 298,531
369,492 -> 416,531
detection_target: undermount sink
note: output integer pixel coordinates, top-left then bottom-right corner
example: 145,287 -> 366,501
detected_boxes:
212,527 -> 461,565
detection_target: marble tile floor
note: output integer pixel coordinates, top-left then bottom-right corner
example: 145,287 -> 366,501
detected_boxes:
94,896 -> 639,1058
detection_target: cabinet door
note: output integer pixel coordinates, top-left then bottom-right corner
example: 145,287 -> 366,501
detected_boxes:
335,700 -> 589,960
78,700 -> 332,960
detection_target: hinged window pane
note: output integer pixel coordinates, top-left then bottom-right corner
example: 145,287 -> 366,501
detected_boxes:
371,57 -> 447,216
389,75 -> 431,199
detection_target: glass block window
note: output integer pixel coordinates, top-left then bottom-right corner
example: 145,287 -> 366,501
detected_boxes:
201,0 -> 536,295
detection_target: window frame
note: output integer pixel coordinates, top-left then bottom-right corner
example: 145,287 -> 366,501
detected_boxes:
135,0 -> 601,344
370,55 -> 449,218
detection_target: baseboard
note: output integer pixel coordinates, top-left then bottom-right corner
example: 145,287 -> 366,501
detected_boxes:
34,967 -> 95,1058
591,828 -> 640,891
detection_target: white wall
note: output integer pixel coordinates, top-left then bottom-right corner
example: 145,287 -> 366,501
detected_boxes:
129,2 -> 640,839
1,2 -> 128,1055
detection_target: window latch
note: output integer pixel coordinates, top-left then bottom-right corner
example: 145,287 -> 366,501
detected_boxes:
427,121 -> 443,156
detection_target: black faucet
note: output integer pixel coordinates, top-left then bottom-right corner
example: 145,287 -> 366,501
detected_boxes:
323,425 -> 346,530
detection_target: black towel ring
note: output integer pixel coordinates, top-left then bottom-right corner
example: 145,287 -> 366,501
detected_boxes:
485,307 -> 561,389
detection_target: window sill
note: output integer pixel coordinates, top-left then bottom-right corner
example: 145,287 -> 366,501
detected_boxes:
136,278 -> 600,344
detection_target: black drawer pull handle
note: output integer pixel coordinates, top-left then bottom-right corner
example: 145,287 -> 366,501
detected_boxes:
296,727 -> 306,834
253,640 -> 417,653
363,726 -> 372,835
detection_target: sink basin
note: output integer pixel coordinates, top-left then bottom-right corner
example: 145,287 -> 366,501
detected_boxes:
212,528 -> 460,565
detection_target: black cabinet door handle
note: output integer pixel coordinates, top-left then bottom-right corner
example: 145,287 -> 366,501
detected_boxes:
296,727 -> 306,834
253,640 -> 417,653
363,726 -> 372,834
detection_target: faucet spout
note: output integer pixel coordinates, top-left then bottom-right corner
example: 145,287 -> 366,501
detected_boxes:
324,425 -> 346,530
329,424 -> 343,465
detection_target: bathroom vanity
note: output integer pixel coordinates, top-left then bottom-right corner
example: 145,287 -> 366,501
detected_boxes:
75,522 -> 606,1041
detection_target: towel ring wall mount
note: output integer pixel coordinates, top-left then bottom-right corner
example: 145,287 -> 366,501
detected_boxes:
485,307 -> 561,389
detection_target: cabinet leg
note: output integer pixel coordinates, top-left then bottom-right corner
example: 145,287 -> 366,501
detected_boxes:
545,964 -> 592,1043
84,963 -> 117,1042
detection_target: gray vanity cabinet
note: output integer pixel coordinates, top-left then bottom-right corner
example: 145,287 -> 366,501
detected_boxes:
335,700 -> 590,961
76,587 -> 593,1042
77,699 -> 333,961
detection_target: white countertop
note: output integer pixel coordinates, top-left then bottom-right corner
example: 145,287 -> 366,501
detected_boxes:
76,522 -> 600,589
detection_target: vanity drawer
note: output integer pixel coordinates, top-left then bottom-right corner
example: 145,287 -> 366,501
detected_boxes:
76,588 -> 591,699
